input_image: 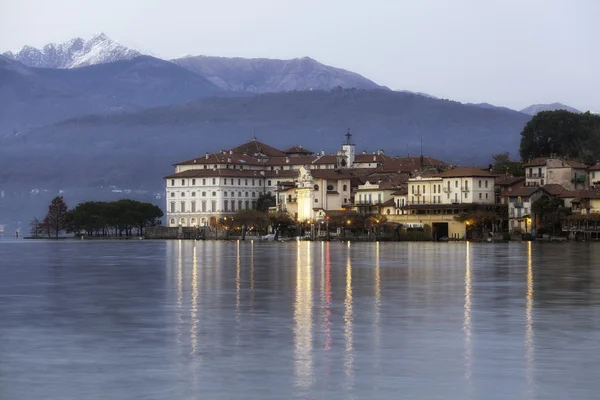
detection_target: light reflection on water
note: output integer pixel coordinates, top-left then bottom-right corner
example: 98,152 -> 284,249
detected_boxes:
464,241 -> 473,392
1,240 -> 600,399
526,241 -> 535,397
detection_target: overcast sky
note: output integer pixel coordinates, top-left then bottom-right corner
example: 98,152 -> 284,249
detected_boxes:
1,0 -> 598,111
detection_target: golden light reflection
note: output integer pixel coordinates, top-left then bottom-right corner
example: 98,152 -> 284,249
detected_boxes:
177,240 -> 183,348
526,241 -> 534,396
235,240 -> 241,325
323,242 -> 332,351
344,245 -> 354,390
294,241 -> 313,388
190,244 -> 199,355
463,241 -> 473,390
374,242 -> 381,350
250,240 -> 255,308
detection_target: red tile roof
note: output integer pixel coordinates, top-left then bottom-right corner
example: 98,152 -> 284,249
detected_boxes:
438,167 -> 495,178
495,175 -> 525,186
283,146 -> 314,155
229,139 -> 286,158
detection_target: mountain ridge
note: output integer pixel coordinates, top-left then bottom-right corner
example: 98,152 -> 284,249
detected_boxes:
0,55 -> 229,133
520,102 -> 581,115
171,54 -> 383,93
0,88 -> 530,191
3,33 -> 142,69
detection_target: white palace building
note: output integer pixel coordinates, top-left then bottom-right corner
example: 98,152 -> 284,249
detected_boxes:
164,132 -> 448,227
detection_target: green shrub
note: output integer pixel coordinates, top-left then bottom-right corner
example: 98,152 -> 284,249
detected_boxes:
522,233 -> 533,241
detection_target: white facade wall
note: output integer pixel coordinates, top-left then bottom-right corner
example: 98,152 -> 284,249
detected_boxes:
165,174 -> 295,227
408,176 -> 495,205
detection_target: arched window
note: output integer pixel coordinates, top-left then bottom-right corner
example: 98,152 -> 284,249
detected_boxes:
314,185 -> 319,191
327,185 -> 334,191
386,209 -> 390,215
343,184 -> 347,191
224,200 -> 229,212
170,218 -> 175,225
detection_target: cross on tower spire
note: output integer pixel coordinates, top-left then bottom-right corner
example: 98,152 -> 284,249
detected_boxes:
345,128 -> 353,145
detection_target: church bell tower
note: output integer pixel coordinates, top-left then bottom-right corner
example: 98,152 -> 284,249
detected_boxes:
341,129 -> 355,168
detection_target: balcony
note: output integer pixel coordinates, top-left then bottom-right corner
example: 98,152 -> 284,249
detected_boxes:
513,201 -> 523,208
355,200 -> 382,206
461,187 -> 470,192
443,187 -> 452,193
526,173 -> 545,179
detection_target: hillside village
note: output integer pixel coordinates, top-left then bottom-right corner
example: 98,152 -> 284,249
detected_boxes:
163,132 -> 600,240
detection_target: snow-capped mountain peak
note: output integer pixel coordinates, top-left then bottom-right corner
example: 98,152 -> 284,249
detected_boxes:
2,33 -> 142,69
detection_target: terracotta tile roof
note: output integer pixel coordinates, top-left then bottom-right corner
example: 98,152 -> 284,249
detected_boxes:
381,198 -> 396,207
563,160 -> 588,169
174,152 -> 263,166
283,146 -> 314,155
392,187 -> 408,196
438,167 -> 495,178
523,157 -> 548,167
312,155 -> 338,164
310,168 -> 373,180
570,190 -> 600,203
495,175 -> 525,186
541,183 -> 570,196
164,169 -> 267,179
506,187 -> 537,198
229,139 -> 286,158
523,157 -> 588,169
589,164 -> 600,171
164,169 -> 298,179
264,156 -> 317,166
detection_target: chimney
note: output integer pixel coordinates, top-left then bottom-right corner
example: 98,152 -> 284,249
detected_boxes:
321,150 -> 325,156
286,157 -> 290,164
362,150 -> 367,155
373,155 -> 376,161
229,150 -> 233,155
227,157 -> 231,163
205,152 -> 209,160
193,159 -> 196,163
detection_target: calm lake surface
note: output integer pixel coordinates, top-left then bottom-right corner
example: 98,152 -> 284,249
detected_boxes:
1,239 -> 600,399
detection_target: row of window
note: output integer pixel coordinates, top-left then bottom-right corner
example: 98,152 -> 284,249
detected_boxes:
170,200 -> 256,213
411,180 -> 490,194
170,178 -> 274,187
313,184 -> 348,191
510,208 -> 530,217
171,190 -> 259,198
357,193 -> 382,203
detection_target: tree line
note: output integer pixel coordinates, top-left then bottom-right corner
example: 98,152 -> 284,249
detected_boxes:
31,197 -> 163,238
520,110 -> 600,163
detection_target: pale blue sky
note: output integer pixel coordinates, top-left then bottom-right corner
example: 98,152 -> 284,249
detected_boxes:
1,0 -> 598,111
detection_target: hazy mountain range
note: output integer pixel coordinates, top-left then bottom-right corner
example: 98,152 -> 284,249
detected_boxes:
0,33 -> 584,223
519,103 -> 581,116
172,55 -> 382,93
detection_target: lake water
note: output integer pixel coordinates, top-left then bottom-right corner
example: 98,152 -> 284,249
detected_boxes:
1,239 -> 600,399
